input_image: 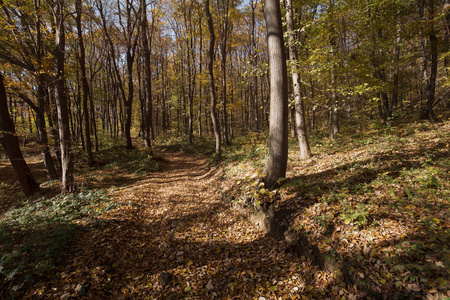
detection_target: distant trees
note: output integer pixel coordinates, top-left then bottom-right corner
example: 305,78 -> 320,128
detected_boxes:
0,0 -> 448,194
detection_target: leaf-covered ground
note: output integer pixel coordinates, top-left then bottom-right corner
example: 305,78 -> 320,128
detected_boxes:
0,119 -> 449,299
223,119 -> 450,299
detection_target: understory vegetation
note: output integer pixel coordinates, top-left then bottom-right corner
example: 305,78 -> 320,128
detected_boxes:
0,115 -> 449,299
221,116 -> 450,298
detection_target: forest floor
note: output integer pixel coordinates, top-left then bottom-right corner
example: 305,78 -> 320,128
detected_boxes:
0,118 -> 449,299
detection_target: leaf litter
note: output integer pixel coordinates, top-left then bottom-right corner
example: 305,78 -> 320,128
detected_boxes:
0,119 -> 449,299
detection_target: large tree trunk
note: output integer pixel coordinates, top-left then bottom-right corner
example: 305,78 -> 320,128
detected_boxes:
205,0 -> 221,159
54,0 -> 75,193
75,0 -> 93,165
263,0 -> 289,188
286,0 -> 310,159
0,74 -> 40,196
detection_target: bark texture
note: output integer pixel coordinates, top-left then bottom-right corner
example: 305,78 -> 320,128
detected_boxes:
54,0 -> 75,192
205,0 -> 221,159
0,74 -> 40,196
286,0 -> 310,159
263,0 -> 289,188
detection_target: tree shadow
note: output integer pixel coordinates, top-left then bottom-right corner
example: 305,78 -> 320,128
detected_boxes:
274,139 -> 450,298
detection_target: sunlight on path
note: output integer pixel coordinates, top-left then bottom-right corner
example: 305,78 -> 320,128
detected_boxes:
47,151 -> 328,299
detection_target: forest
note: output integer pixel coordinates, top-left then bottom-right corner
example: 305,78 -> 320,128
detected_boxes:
0,0 -> 449,298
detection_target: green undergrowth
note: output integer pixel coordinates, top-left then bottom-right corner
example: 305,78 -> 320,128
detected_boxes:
0,189 -> 123,294
222,118 -> 450,297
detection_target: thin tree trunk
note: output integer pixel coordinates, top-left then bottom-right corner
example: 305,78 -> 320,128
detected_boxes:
391,9 -> 401,116
141,0 -> 153,151
0,74 -> 40,196
286,0 -> 310,159
198,20 -> 203,137
205,0 -> 221,159
220,0 -> 230,146
420,0 -> 438,120
53,0 -> 74,193
75,0 -> 93,165
251,0 -> 259,131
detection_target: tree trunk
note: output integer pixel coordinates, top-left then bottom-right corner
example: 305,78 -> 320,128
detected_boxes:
0,74 -> 40,196
34,0 -> 58,179
54,0 -> 75,193
263,0 -> 289,188
220,0 -> 230,146
251,0 -> 259,131
286,0 -> 310,159
205,0 -> 221,159
391,10 -> 401,116
420,0 -> 438,120
75,0 -> 93,165
198,20 -> 203,137
141,0 -> 153,151
330,67 -> 339,139
185,4 -> 196,146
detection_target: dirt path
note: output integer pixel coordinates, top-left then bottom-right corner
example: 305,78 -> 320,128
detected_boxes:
24,150 -> 329,299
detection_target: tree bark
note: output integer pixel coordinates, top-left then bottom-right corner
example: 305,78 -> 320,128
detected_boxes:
205,0 -> 221,159
0,74 -> 40,196
263,0 -> 289,188
75,0 -> 93,165
220,0 -> 231,146
33,0 -> 59,180
391,9 -> 401,116
141,0 -> 153,151
53,0 -> 74,193
419,0 -> 438,120
286,0 -> 310,159
251,0 -> 259,131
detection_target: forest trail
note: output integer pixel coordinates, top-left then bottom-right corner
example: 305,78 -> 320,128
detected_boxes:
44,150 -> 319,299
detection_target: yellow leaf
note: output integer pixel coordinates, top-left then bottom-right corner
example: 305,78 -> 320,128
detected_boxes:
187,260 -> 193,266
380,278 -> 386,284
432,218 -> 440,224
